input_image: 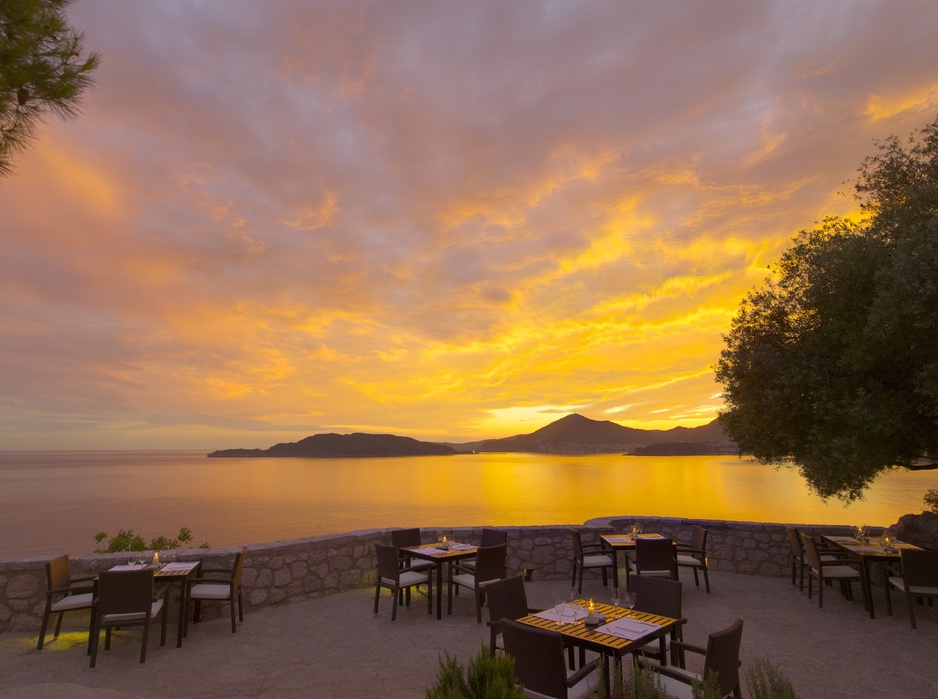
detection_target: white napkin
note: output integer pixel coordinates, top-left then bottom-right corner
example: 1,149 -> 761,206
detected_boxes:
161,561 -> 199,571
450,543 -> 475,551
533,606 -> 588,623
827,536 -> 856,543
637,534 -> 666,539
414,547 -> 447,556
109,564 -> 144,572
595,617 -> 662,640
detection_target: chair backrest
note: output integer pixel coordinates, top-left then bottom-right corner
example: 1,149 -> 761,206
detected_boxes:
481,528 -> 508,547
900,548 -> 938,586
785,527 -> 803,559
631,574 -> 682,619
501,618 -> 569,698
800,532 -> 822,570
375,543 -> 401,580
636,537 -> 677,578
391,528 -> 421,548
474,543 -> 508,583
46,555 -> 72,591
691,526 -> 708,553
703,618 -> 744,697
96,569 -> 155,618
486,575 -> 529,625
232,547 -> 247,588
569,529 -> 585,558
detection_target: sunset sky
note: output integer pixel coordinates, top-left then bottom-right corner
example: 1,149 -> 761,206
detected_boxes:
2,1 -> 938,450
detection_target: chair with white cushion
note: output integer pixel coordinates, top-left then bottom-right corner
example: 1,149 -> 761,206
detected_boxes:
185,547 -> 247,633
37,555 -> 95,650
884,548 -> 938,629
373,542 -> 432,621
448,543 -> 507,623
570,528 -> 618,595
800,533 -> 863,609
89,568 -> 167,668
676,526 -> 711,593
639,618 -> 744,699
501,618 -> 599,699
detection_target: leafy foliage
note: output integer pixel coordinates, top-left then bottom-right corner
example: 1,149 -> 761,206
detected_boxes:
94,526 -> 197,553
717,115 -> 938,501
596,654 -> 627,699
691,669 -> 723,699
425,647 -> 524,699
925,487 -> 938,515
746,657 -> 800,699
630,662 -> 667,699
0,0 -> 100,175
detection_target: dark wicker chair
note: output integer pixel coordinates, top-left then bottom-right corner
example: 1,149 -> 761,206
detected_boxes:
37,555 -> 95,651
800,533 -> 862,609
89,568 -> 167,668
884,548 -> 938,629
461,528 -> 508,573
629,537 -> 678,584
485,574 -> 539,655
785,526 -> 807,590
630,574 -> 684,667
501,618 -> 599,699
390,528 -> 433,604
570,528 -> 618,594
639,618 -> 744,699
185,547 -> 247,633
373,542 -> 432,621
676,526 -> 711,593
448,543 -> 507,623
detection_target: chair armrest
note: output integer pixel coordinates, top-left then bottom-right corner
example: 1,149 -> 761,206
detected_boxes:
153,586 -> 168,601
676,546 -> 706,556
71,574 -> 97,583
399,563 -> 431,575
668,639 -> 706,657
566,657 -> 599,688
582,543 -> 607,552
638,659 -> 696,684
187,576 -> 234,585
49,584 -> 94,596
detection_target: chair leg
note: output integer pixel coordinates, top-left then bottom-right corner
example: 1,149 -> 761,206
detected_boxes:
230,595 -> 237,633
571,562 -> 578,589
692,567 -> 700,588
53,611 -> 64,640
475,588 -> 483,624
905,589 -> 918,629
373,582 -> 381,614
89,621 -> 101,668
391,585 -> 399,622
238,589 -> 244,622
702,565 -> 710,593
140,618 -> 150,664
37,607 -> 52,650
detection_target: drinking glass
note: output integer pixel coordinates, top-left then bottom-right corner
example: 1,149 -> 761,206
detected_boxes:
623,591 -> 636,617
611,587 -> 621,612
554,599 -> 566,624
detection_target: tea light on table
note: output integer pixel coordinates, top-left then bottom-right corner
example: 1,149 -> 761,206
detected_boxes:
152,551 -> 159,567
587,599 -> 596,622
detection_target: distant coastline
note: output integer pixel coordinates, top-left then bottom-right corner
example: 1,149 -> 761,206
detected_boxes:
209,413 -> 737,458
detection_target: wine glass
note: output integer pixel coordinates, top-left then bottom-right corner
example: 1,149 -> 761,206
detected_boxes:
611,586 -> 621,613
554,598 -> 566,624
623,591 -> 636,618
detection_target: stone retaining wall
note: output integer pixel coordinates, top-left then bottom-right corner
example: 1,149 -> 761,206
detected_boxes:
0,517 -> 864,634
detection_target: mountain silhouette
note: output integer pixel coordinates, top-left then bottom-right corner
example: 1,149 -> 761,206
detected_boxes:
208,433 -> 457,458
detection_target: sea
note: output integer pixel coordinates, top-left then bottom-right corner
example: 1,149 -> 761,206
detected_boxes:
1,450 -> 934,558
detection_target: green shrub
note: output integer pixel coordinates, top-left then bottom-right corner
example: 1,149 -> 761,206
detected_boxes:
425,646 -> 523,698
630,663 -> 667,699
747,657 -> 800,699
925,487 -> 938,515
94,526 -> 199,553
692,670 -> 722,699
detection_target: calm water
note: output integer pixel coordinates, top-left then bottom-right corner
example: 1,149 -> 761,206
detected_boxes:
1,450 -> 934,557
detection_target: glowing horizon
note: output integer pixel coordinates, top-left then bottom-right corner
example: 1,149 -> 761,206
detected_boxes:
1,1 -> 937,449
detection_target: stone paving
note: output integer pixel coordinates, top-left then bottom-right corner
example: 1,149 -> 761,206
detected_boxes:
1,570 -> 937,699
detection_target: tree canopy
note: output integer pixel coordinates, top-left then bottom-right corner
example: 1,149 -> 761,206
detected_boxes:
716,115 -> 938,502
0,0 -> 99,176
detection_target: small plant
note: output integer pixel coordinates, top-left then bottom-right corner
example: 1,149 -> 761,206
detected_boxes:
630,662 -> 667,699
925,487 -> 938,515
747,656 -> 800,699
596,655 -> 627,699
93,526 -> 201,553
426,645 -> 523,698
691,670 -> 722,699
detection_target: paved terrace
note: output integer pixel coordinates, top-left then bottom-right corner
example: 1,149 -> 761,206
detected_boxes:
0,569 -> 936,699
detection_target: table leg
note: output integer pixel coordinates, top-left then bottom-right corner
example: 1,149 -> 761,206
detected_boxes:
177,580 -> 187,647
863,559 -> 875,619
436,562 -> 443,620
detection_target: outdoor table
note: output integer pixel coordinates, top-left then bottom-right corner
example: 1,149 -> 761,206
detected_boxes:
822,535 -> 920,619
108,560 -> 201,647
401,542 -> 477,619
516,599 -> 685,691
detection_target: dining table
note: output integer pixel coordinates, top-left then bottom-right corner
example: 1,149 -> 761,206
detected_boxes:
401,542 -> 478,620
108,560 -> 201,647
821,535 -> 920,619
516,599 -> 685,691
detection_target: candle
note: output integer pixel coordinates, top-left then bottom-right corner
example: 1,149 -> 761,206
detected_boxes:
152,551 -> 159,567
587,599 -> 596,622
